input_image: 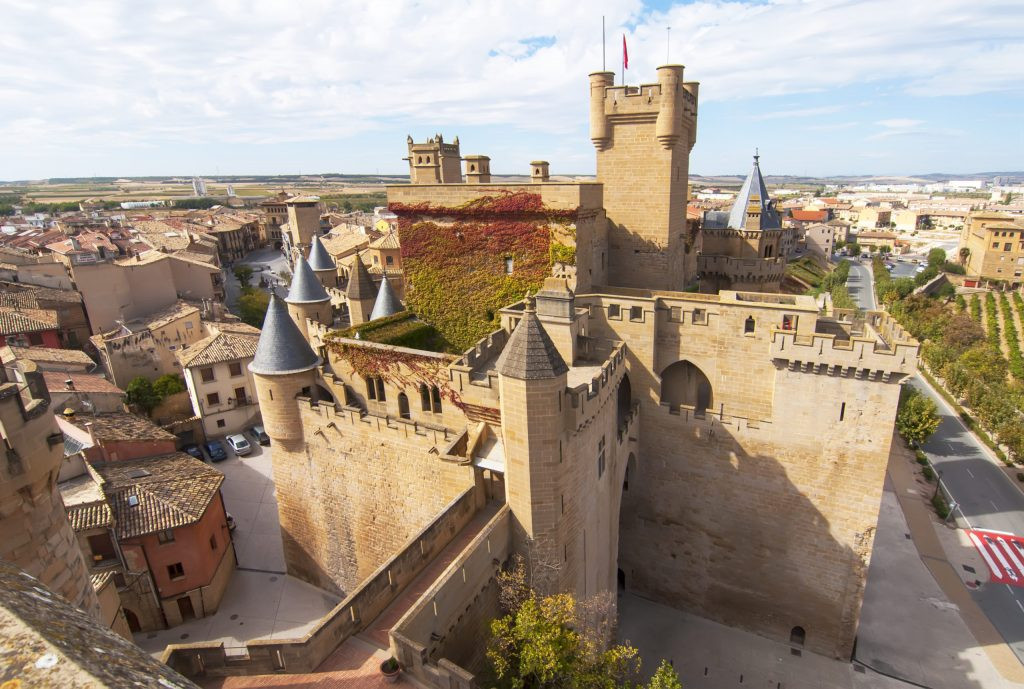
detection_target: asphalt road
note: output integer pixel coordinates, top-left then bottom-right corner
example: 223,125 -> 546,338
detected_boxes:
846,259 -> 877,310
847,260 -> 1024,664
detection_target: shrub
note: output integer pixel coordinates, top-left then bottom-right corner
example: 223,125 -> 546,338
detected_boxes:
922,465 -> 935,481
915,450 -> 929,465
153,374 -> 186,399
932,492 -> 951,519
125,377 -> 160,415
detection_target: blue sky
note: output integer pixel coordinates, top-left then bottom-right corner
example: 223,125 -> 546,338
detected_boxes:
1,0 -> 1022,180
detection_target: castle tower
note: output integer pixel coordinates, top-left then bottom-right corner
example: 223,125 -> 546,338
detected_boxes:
249,295 -> 322,446
284,196 -> 321,257
530,161 -> 550,183
590,66 -> 699,291
697,154 -> 786,292
346,252 -> 378,324
369,274 -> 402,321
496,300 -> 574,594
0,359 -> 100,620
404,134 -> 462,184
285,256 -> 332,341
463,155 -> 491,184
533,277 -> 578,366
307,234 -> 338,290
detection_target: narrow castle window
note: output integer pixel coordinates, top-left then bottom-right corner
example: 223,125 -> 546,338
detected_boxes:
629,306 -> 643,321
431,386 -> 442,413
398,393 -> 411,419
839,402 -> 846,421
608,304 -> 621,319
744,316 -> 756,334
366,376 -> 376,400
790,626 -> 806,647
669,306 -> 682,322
420,384 -> 431,411
693,308 -> 707,325
375,377 -> 386,402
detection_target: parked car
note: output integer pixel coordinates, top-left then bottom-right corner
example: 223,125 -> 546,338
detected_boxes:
226,434 -> 252,456
249,424 -> 270,446
182,444 -> 203,460
203,440 -> 227,462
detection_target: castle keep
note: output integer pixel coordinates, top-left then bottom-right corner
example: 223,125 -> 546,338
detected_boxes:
209,66 -> 919,685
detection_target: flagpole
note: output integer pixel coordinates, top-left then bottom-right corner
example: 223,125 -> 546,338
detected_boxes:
602,16 -> 606,71
667,26 -> 671,63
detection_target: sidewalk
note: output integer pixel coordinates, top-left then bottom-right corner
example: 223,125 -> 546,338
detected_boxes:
887,436 -> 1024,685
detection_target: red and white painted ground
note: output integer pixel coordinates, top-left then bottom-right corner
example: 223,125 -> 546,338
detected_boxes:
967,529 -> 1024,586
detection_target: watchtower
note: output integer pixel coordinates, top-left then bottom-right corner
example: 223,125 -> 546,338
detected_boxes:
463,155 -> 491,184
589,66 -> 699,291
405,134 -> 462,184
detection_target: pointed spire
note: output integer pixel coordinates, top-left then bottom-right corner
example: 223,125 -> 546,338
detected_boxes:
369,275 -> 402,321
496,297 -> 569,380
346,252 -> 378,301
308,234 -> 336,272
286,256 -> 330,304
249,295 -> 322,375
726,151 -> 780,231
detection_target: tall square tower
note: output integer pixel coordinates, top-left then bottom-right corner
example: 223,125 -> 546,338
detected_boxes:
590,66 -> 699,291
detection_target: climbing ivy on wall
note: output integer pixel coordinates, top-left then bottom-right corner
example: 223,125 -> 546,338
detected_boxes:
391,191 -> 577,352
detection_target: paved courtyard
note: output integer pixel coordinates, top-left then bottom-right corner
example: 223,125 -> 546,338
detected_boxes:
135,444 -> 341,656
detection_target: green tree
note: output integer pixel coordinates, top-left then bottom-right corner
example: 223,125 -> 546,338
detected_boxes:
846,242 -> 861,256
277,269 -> 292,287
646,661 -> 683,689
125,377 -> 160,415
152,374 -> 186,399
233,265 -> 254,288
896,386 -> 941,446
879,245 -> 892,255
927,248 -> 947,267
238,287 -> 270,328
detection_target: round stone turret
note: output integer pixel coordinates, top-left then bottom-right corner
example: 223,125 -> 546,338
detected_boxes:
307,235 -> 337,290
345,252 -> 378,324
249,295 -> 322,443
369,274 -> 402,321
285,256 -> 332,341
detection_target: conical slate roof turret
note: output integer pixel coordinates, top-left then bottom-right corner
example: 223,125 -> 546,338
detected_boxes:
496,297 -> 568,380
249,295 -> 322,375
346,252 -> 378,301
286,256 -> 330,304
726,152 -> 781,231
369,274 -> 402,321
308,234 -> 336,272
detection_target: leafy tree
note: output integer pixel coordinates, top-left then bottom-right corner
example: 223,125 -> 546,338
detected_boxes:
927,248 -> 947,267
238,287 -> 270,328
896,386 -> 940,446
879,245 -> 892,254
233,265 -> 254,288
0,203 -> 15,216
153,374 -> 186,399
647,661 -> 684,689
277,269 -> 292,287
958,247 -> 971,265
846,242 -> 861,256
125,377 -> 160,415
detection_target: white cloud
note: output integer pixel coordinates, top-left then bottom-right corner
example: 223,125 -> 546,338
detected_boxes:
0,0 -> 1022,176
876,119 -> 926,129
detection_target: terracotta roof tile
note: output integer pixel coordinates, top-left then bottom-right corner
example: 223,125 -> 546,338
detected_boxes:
93,453 -> 224,539
42,371 -> 123,395
2,345 -> 95,367
368,231 -> 400,250
74,412 -> 175,442
0,306 -> 58,335
178,332 -> 258,367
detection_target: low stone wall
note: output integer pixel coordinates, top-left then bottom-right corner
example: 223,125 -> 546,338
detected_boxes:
161,486 -> 481,679
391,505 -> 512,689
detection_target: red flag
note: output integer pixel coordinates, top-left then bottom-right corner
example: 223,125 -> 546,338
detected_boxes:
622,34 -> 629,70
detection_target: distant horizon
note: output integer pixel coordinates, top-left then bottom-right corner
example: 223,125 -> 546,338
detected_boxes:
2,0 -> 1022,180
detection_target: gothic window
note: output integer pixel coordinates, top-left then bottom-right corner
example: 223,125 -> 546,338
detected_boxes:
398,393 -> 411,419
366,376 -> 376,400
375,377 -> 386,402
419,383 -> 431,411
431,386 -> 443,413
744,316 -> 755,334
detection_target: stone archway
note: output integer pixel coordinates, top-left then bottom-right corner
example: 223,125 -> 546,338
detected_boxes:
660,360 -> 713,413
617,373 -> 632,430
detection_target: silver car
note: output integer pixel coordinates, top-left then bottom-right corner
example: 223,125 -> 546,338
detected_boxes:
226,434 -> 252,456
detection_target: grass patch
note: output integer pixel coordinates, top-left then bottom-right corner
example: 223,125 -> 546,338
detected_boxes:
335,310 -> 450,352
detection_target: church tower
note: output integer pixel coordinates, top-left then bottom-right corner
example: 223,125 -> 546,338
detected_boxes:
285,256 -> 332,342
697,154 -> 786,292
590,66 -> 699,291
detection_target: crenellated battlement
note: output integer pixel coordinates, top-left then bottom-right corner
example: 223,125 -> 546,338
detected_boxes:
769,324 -> 918,381
296,397 -> 459,448
567,342 -> 627,430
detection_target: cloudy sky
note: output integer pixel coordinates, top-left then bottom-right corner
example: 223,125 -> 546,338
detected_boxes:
2,0 -> 1023,179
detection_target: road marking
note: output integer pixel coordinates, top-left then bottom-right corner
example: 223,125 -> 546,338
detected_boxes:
1016,599 -> 1024,614
966,468 -> 975,478
970,531 -> 1004,579
992,501 -> 1001,511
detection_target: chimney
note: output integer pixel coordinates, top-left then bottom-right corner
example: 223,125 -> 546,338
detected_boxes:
531,161 -> 550,183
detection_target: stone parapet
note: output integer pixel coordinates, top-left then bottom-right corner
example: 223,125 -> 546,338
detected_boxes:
162,487 -> 482,679
391,506 -> 511,688
698,254 -> 786,283
568,342 -> 627,431
387,182 -> 603,213
769,326 -> 918,380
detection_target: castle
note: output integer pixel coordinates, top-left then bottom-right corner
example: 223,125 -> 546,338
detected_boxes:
163,66 -> 919,684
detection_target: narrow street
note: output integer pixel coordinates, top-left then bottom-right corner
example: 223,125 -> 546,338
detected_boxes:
848,258 -> 1024,667
223,247 -> 291,314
